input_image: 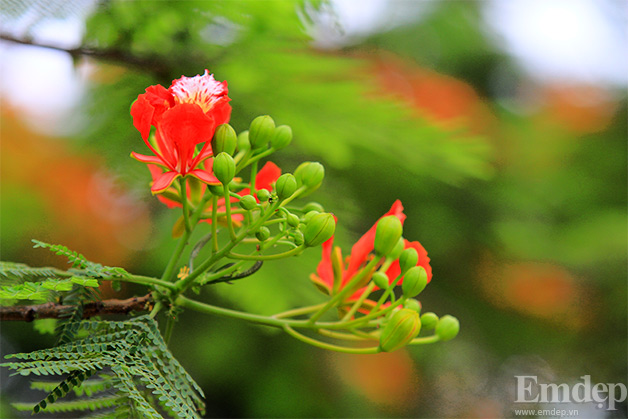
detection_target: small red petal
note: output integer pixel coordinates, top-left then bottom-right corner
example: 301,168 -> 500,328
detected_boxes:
188,169 -> 221,185
151,171 -> 180,193
131,151 -> 169,167
256,161 -> 282,190
130,96 -> 155,141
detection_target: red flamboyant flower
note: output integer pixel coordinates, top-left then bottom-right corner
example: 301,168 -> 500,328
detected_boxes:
310,200 -> 432,304
150,161 -> 281,224
130,70 -> 231,193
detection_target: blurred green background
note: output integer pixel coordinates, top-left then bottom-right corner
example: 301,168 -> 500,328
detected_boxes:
1,0 -> 626,417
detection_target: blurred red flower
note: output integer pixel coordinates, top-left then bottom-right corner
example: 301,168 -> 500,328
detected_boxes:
310,200 -> 432,306
130,70 -> 231,193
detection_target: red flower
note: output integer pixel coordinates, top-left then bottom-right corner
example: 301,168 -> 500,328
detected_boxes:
150,161 -> 281,224
130,70 -> 231,193
310,200 -> 432,303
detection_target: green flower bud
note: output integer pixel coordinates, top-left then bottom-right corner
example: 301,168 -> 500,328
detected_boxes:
294,162 -> 324,191
435,315 -> 460,341
256,226 -> 270,242
212,124 -> 237,155
292,230 -> 305,246
374,216 -> 403,257
271,125 -> 292,150
404,298 -> 421,313
379,308 -> 421,352
287,213 -> 300,228
208,184 -> 223,196
372,272 -> 390,289
402,266 -> 428,298
237,131 -> 250,151
239,194 -> 257,211
256,189 -> 270,202
303,210 -> 320,224
275,173 -> 297,200
388,238 -> 405,261
249,115 -> 275,150
303,202 -> 324,213
420,312 -> 439,330
399,247 -> 418,274
213,153 -> 236,185
303,213 -> 335,247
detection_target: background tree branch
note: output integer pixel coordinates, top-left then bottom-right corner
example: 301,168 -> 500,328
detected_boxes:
0,294 -> 153,322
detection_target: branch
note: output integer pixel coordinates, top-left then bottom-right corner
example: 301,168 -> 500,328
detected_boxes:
0,33 -> 171,78
0,294 -> 153,322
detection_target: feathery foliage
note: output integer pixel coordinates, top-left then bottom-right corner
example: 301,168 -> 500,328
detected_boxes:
2,316 -> 205,418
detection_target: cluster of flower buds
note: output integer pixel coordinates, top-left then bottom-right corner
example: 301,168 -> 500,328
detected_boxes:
130,70 -> 458,355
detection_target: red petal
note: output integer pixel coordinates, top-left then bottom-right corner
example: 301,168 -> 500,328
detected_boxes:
151,171 -> 180,193
210,97 -> 232,126
343,200 -> 407,286
404,240 -> 432,282
256,162 -> 282,190
131,152 -> 169,167
188,169 -> 221,185
130,96 -> 155,141
159,104 -> 216,173
315,235 -> 336,290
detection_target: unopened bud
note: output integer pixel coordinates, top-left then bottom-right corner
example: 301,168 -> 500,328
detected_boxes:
249,115 -> 275,150
239,194 -> 257,211
237,131 -> 250,151
303,210 -> 320,224
374,216 -> 403,257
435,315 -> 459,341
399,247 -> 418,274
275,173 -> 297,200
388,238 -> 405,261
303,213 -> 335,247
271,125 -> 292,150
379,308 -> 421,352
213,124 -> 237,155
287,214 -> 300,228
256,226 -> 270,242
294,162 -> 324,191
303,202 -> 324,213
404,299 -> 421,313
420,312 -> 438,330
292,230 -> 304,246
372,272 -> 390,289
402,266 -> 428,298
213,153 -> 235,185
208,184 -> 223,195
256,189 -> 270,202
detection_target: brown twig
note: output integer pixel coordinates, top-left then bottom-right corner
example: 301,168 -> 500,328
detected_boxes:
0,294 -> 153,322
0,32 -> 171,78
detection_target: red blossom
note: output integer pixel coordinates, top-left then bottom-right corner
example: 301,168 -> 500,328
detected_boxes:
310,200 -> 432,303
130,70 -> 231,193
150,161 -> 281,224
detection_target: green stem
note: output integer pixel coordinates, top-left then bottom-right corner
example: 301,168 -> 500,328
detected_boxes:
307,256 -> 381,324
163,315 -> 175,346
409,335 -> 440,345
341,282 -> 375,322
211,195 -> 219,252
273,303 -> 328,319
283,326 -> 381,354
250,161 -> 258,193
227,245 -> 304,261
180,177 -> 191,232
223,184 -> 237,241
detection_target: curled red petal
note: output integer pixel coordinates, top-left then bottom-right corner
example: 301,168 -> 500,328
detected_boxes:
210,96 -> 232,126
256,162 -> 281,190
315,235 -> 336,291
151,171 -> 180,194
131,151 -> 169,167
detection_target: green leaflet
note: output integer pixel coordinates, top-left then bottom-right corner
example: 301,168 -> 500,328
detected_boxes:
2,316 -> 205,418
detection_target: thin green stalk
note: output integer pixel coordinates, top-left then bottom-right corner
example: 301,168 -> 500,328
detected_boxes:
223,184 -> 237,240
409,335 -> 440,345
341,282 -> 376,322
163,315 -> 176,345
273,303 -> 328,319
283,326 -> 381,354
307,256 -> 381,324
180,177 -> 191,232
211,195 -> 219,252
227,244 -> 304,261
